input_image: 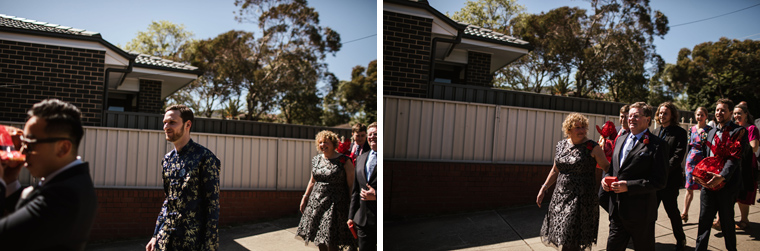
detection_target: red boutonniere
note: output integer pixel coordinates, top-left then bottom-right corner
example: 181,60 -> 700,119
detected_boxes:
642,133 -> 650,145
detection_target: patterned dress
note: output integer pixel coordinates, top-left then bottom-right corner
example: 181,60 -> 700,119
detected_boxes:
540,139 -> 599,250
153,139 -> 221,251
685,125 -> 711,190
296,154 -> 357,249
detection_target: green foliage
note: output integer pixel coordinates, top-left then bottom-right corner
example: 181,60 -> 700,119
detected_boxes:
221,98 -> 245,120
234,0 -> 341,121
122,20 -> 194,61
336,60 -> 377,125
320,73 -> 351,126
448,0 -> 527,90
447,0 -> 524,31
508,1 -> 668,100
667,37 -> 760,117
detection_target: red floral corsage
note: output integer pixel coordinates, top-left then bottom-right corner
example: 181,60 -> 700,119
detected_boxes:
338,155 -> 348,164
642,133 -> 650,145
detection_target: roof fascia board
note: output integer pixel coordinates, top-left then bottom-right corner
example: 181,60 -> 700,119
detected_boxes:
462,34 -> 534,51
131,66 -> 200,80
460,37 -> 531,54
0,27 -> 136,60
1,30 -> 131,66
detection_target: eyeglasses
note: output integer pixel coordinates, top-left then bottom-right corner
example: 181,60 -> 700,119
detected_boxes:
19,136 -> 72,152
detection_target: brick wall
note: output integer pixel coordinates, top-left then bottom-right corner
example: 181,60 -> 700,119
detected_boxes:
0,39 -> 105,125
385,161 -> 556,218
90,188 -> 302,241
138,79 -> 163,114
383,11 -> 432,98
465,51 -> 492,87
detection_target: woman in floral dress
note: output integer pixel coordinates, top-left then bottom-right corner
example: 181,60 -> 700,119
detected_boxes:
681,107 -> 711,223
296,130 -> 357,250
536,113 -> 610,250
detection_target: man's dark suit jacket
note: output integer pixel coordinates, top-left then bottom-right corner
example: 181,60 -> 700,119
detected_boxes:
349,151 -> 377,227
703,121 -> 748,193
601,129 -> 668,224
0,162 -> 98,251
653,124 -> 688,189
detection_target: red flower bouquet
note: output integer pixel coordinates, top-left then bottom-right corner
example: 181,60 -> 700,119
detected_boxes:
337,137 -> 351,156
0,125 -> 25,162
693,130 -> 742,191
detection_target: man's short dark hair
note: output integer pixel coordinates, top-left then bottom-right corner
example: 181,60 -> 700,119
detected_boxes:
165,105 -> 194,125
716,98 -> 734,112
352,123 -> 367,134
27,99 -> 84,149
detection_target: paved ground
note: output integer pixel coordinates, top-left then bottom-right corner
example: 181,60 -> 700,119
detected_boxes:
87,189 -> 759,251
85,216 -> 318,251
385,189 -> 760,250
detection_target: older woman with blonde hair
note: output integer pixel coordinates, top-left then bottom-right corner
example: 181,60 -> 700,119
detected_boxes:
296,130 -> 357,250
537,113 -> 610,250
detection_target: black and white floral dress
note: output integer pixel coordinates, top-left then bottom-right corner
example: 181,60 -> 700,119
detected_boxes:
540,139 -> 599,250
296,154 -> 356,249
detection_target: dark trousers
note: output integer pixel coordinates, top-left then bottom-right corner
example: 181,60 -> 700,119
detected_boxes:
607,210 -> 655,251
695,188 -> 737,251
356,223 -> 377,251
657,187 -> 686,243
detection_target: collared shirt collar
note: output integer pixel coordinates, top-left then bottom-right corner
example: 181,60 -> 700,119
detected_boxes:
174,139 -> 195,156
42,158 -> 83,186
630,129 -> 647,141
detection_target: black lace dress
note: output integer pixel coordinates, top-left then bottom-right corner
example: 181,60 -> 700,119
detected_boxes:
540,139 -> 599,250
295,154 -> 356,249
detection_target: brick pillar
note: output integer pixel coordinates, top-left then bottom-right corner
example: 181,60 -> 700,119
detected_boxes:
466,51 -> 492,87
383,11 -> 432,98
138,79 -> 163,114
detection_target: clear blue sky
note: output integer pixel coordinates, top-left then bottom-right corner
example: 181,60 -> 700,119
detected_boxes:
433,0 -> 760,66
0,0 -> 378,84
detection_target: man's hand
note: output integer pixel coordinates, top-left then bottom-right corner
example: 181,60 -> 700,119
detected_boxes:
696,171 -> 724,188
360,184 -> 376,201
611,180 -> 628,193
601,179 -> 611,192
145,237 -> 157,251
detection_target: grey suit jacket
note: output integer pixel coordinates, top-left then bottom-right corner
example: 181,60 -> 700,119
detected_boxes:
0,162 -> 98,251
348,151 -> 377,227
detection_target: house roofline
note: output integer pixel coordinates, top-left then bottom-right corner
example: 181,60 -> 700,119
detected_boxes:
0,26 -> 137,61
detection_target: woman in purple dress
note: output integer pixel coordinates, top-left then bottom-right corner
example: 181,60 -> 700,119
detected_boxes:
732,103 -> 759,230
681,107 -> 711,223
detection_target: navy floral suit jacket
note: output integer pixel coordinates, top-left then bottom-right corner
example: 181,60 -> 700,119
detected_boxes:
153,139 -> 221,250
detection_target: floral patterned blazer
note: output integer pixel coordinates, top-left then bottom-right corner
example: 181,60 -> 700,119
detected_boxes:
153,139 -> 221,250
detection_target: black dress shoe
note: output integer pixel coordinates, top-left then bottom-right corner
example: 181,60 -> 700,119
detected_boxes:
675,241 -> 686,251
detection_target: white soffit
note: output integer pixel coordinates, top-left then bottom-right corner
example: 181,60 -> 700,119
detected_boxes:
460,37 -> 530,55
117,78 -> 140,92
0,31 -> 130,67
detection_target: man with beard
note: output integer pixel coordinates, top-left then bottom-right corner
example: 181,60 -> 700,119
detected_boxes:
694,99 -> 748,251
146,105 -> 220,251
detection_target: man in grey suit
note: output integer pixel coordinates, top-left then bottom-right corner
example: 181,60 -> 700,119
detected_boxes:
0,99 -> 98,250
348,122 -> 377,251
601,102 -> 668,251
